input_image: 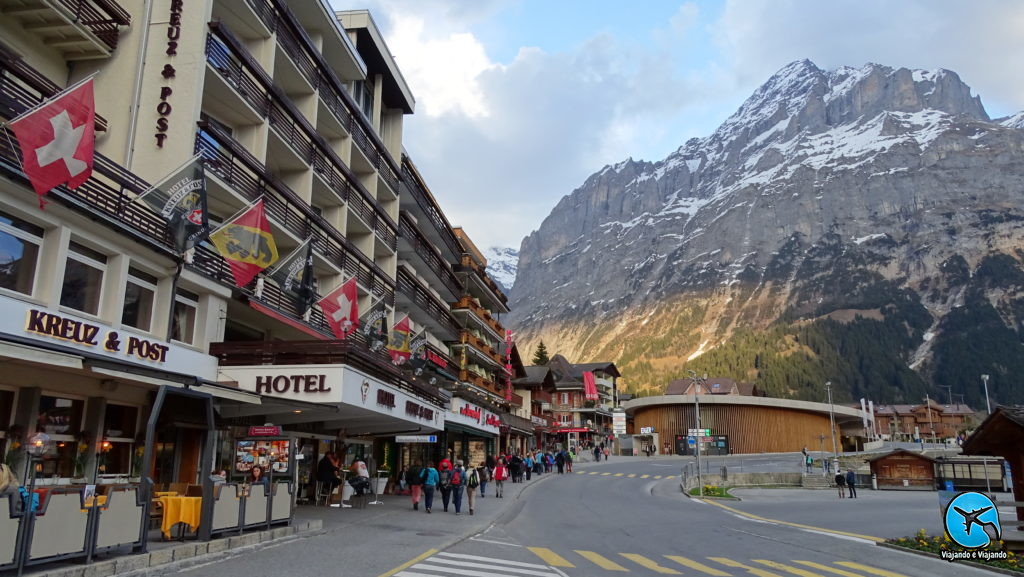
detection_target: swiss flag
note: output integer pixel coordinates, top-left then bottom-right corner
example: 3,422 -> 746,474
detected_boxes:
10,78 -> 95,206
318,278 -> 359,339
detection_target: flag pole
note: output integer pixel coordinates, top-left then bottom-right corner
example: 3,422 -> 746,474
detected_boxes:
165,259 -> 184,343
208,196 -> 261,235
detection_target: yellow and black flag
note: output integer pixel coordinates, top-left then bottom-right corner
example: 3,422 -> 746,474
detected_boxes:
209,199 -> 279,287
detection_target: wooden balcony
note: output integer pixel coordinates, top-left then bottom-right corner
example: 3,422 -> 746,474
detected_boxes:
451,296 -> 504,336
459,330 -> 503,365
0,43 -> 108,131
0,0 -> 131,59
211,338 -> 446,405
456,255 -> 509,309
458,368 -> 506,399
531,389 -> 553,404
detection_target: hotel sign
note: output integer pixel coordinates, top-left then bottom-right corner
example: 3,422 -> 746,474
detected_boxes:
448,398 -> 500,435
0,295 -> 217,378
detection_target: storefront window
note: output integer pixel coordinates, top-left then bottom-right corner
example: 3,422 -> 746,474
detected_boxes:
0,389 -> 14,457
60,241 -> 107,315
0,210 -> 43,296
171,289 -> 198,344
122,268 -> 157,331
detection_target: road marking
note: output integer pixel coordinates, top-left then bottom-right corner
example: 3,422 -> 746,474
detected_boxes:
589,472 -> 599,475
434,552 -> 550,568
409,558 -> 559,577
833,562 -> 908,577
640,474 -> 650,478
576,471 -> 585,475
575,550 -> 629,571
710,557 -> 784,577
754,560 -> 827,577
528,547 -> 575,567
790,561 -> 866,577
378,549 -> 438,577
627,474 -> 637,478
620,553 -> 682,574
664,555 -> 732,575
601,472 -> 612,476
614,473 -> 624,477
654,475 -> 663,479
701,500 -> 883,543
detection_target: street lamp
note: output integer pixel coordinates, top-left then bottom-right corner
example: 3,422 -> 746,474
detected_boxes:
687,370 -> 707,498
981,374 -> 991,415
825,382 -> 838,466
17,432 -> 50,577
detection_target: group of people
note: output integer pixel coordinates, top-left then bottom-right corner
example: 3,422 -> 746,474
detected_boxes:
315,451 -> 376,498
834,469 -> 858,498
395,447 -> 588,515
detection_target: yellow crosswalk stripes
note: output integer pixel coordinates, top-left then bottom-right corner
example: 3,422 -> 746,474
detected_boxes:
664,555 -> 731,576
527,547 -> 574,567
640,474 -> 650,478
627,473 -> 637,478
614,473 -> 625,477
755,559 -> 832,577
576,471 -> 585,474
575,550 -> 629,571
620,553 -> 681,574
710,557 -> 785,577
791,561 -> 867,577
654,475 -> 663,479
834,562 -> 908,577
601,472 -> 612,476
589,471 -> 599,475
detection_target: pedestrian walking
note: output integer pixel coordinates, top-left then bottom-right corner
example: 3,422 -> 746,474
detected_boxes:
493,459 -> 509,498
438,461 -> 453,511
407,460 -> 424,510
566,449 -> 574,473
845,469 -> 857,498
478,461 -> 490,497
451,460 -> 466,514
466,463 -> 482,515
421,460 -> 439,513
805,453 -> 813,474
555,450 -> 565,474
834,470 -> 845,498
524,454 -> 534,481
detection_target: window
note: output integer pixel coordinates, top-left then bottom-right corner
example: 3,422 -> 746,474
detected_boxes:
102,404 -> 140,476
171,289 -> 198,344
560,393 -> 569,405
559,414 -> 571,425
0,210 -> 43,296
351,79 -> 373,121
61,241 -> 106,315
122,268 -> 157,331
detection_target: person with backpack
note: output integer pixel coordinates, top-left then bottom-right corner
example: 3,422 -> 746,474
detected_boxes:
524,454 -> 534,481
421,460 -> 439,513
438,461 -> 454,512
834,469 -> 845,499
406,460 -> 424,510
493,459 -> 509,498
467,462 -> 484,514
478,461 -> 490,498
450,460 -> 466,514
555,450 -> 566,474
566,449 -> 574,473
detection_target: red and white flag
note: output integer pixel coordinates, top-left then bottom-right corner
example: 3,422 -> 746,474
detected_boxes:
318,278 -> 359,339
583,371 -> 599,401
9,78 -> 96,206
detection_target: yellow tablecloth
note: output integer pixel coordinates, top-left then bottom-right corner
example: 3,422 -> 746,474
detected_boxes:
158,496 -> 203,538
154,491 -> 178,497
81,495 -> 108,511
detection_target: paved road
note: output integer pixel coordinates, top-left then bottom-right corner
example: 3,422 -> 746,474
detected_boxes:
170,456 -> 997,577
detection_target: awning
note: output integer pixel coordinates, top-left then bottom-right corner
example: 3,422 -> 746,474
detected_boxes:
445,422 -> 497,438
0,340 -> 83,369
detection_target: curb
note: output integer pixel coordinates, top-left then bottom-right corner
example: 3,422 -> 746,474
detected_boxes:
875,542 -> 1024,576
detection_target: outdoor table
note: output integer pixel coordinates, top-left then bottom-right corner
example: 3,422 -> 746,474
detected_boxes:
81,495 -> 107,511
154,491 -> 178,497
158,495 -> 202,539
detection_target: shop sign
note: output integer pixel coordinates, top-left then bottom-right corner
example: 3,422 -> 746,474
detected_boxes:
254,374 -> 330,395
377,389 -> 395,409
448,398 -> 500,435
1,296 -> 217,378
531,415 -> 547,426
396,435 -> 437,443
485,415 -> 501,427
406,401 -> 434,421
460,405 -> 481,422
640,427 -> 656,434
555,427 -> 590,433
247,426 -> 282,437
155,0 -> 184,147
425,350 -> 448,369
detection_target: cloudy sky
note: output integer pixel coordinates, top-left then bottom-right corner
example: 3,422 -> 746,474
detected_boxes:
330,0 -> 1024,251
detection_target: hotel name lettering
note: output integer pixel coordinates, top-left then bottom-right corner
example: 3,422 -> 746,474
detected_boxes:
255,374 -> 330,395
25,309 -> 169,363
406,401 -> 434,421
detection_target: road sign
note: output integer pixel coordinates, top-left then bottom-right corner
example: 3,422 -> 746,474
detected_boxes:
395,435 -> 437,443
687,437 -> 696,446
687,429 -> 710,436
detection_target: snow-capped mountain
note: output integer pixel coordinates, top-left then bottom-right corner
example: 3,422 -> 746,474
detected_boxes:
508,60 -> 1024,406
483,247 -> 518,295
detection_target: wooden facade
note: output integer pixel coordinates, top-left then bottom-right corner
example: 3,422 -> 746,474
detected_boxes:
631,404 -> 834,454
869,450 -> 935,490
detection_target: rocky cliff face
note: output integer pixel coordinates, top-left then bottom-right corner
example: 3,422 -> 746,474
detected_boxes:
508,60 -> 1024,407
483,246 -> 518,295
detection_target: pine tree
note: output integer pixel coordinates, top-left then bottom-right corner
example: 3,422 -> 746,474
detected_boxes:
532,340 -> 550,365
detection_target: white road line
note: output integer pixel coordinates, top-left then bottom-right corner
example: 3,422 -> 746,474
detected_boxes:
408,563 -> 561,577
435,552 -> 553,569
420,558 -> 560,576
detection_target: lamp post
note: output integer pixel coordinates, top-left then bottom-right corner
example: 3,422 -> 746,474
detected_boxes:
825,382 -> 838,467
17,432 -> 50,577
981,374 -> 991,415
687,371 -> 707,497
818,433 -> 827,475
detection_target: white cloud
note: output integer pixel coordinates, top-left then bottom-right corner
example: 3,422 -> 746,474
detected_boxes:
670,2 -> 700,35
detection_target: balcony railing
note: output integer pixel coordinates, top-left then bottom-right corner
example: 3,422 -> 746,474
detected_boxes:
195,123 -> 395,303
211,339 -> 447,406
398,211 -> 462,298
458,330 -> 503,366
400,156 -> 463,259
456,255 -> 509,308
244,0 -> 401,192
0,44 -> 108,131
11,0 -> 132,54
531,389 -> 553,404
395,266 -> 460,339
451,296 -> 504,337
459,369 -> 506,400
206,23 -> 397,251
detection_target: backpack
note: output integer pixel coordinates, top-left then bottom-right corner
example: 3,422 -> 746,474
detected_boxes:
438,469 -> 452,488
494,466 -> 509,481
451,468 -> 462,486
467,469 -> 480,488
406,466 -> 423,486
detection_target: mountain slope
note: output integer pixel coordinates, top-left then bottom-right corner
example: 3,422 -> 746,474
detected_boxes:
508,60 -> 1024,407
483,246 -> 518,295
